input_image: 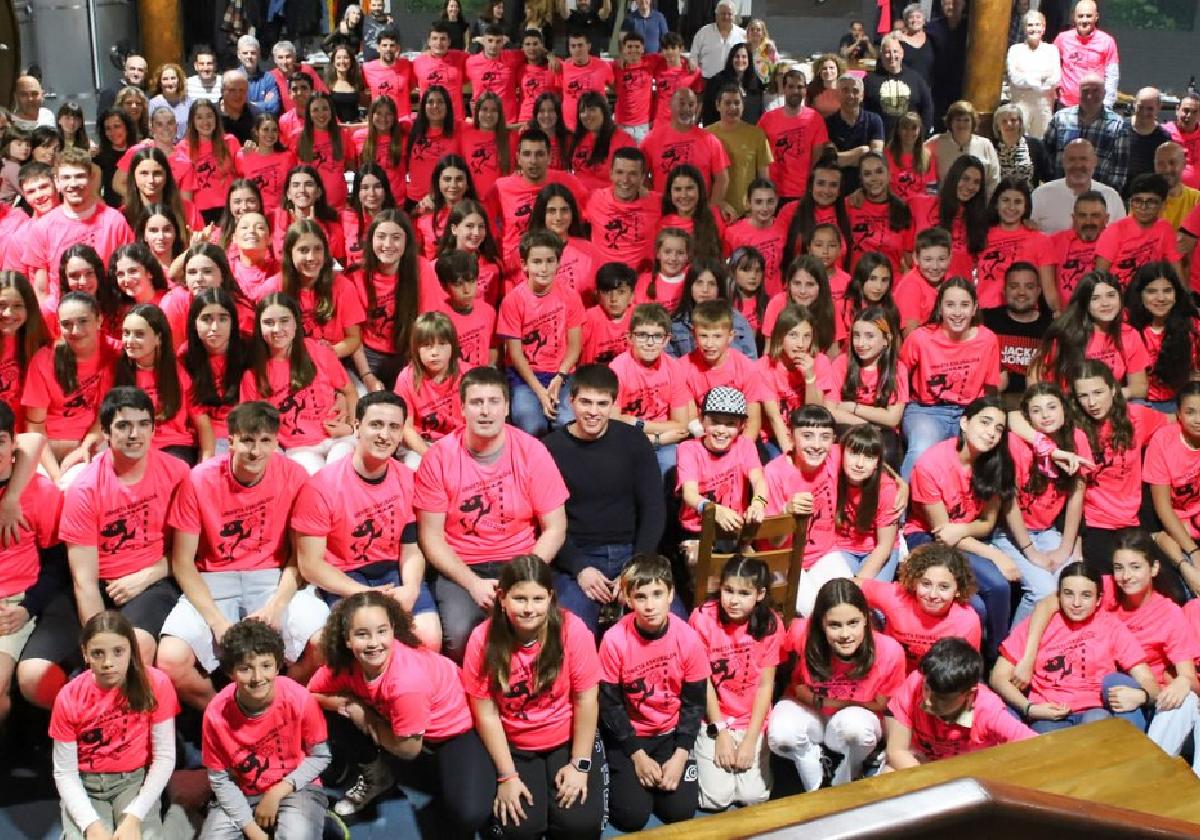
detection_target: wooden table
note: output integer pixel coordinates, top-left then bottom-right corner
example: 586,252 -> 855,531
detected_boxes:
639,719 -> 1200,838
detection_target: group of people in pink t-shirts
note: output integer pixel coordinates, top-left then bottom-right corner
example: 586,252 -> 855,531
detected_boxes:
3,4 -> 1200,838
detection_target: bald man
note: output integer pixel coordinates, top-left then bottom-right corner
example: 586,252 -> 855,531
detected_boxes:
1053,0 -> 1119,108
1156,142 -> 1200,229
640,88 -> 732,213
11,76 -> 55,131
1031,138 -> 1126,233
1043,72 -> 1129,192
1128,87 -> 1171,186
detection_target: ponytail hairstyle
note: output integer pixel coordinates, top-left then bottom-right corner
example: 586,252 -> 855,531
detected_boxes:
662,164 -> 723,262
673,256 -> 729,321
80,610 -> 157,713
926,275 -> 980,327
727,245 -> 769,328
114,303 -> 182,422
709,555 -> 777,640
1035,271 -> 1124,390
648,227 -> 693,303
361,96 -> 405,167
784,254 -> 835,351
1018,382 -> 1077,498
956,394 -> 1015,502
804,578 -> 875,682
938,155 -> 988,257
857,151 -> 912,231
785,151 -> 852,271
184,288 -> 247,409
250,292 -> 316,395
529,182 -> 587,239
362,208 -> 420,355
53,292 -> 101,394
436,198 -> 501,263
409,311 -> 462,391
841,305 -> 900,407
1071,357 -> 1134,458
836,424 -> 885,534
281,219 -> 336,325
321,590 -> 422,674
1125,262 -> 1199,396
485,555 -> 565,694
0,271 -> 49,375
298,92 -> 345,163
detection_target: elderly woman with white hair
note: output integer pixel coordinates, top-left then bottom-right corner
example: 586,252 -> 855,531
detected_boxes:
991,102 -> 1053,187
898,3 -> 935,89
1006,10 -> 1061,138
927,100 -> 1001,196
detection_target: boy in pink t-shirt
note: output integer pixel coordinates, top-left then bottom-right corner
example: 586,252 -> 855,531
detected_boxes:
886,637 -> 1034,768
428,252 -> 498,368
894,228 -> 952,334
580,262 -> 635,365
201,620 -> 330,837
599,555 -> 709,831
679,300 -> 768,441
1094,174 -> 1183,289
496,230 -> 584,436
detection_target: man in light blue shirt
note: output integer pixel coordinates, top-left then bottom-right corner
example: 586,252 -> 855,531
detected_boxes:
621,0 -> 669,53
236,34 -> 280,116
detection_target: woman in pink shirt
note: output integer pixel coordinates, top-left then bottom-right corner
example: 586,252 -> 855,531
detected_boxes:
761,256 -> 836,353
1125,262 -> 1200,413
270,165 -> 348,267
110,243 -> 170,316
463,556 -> 604,838
135,206 -> 185,281
975,178 -> 1054,309
568,92 -> 635,195
347,209 -> 420,390
122,146 -> 200,240
886,111 -> 937,202
826,306 -> 907,469
414,154 -> 476,259
235,114 -> 295,218
843,153 -> 915,274
434,198 -> 504,306
528,185 -> 602,307
226,212 -> 278,303
180,288 -> 247,461
460,92 -> 514,201
990,561 -> 1157,733
341,163 -> 397,269
659,163 -> 726,264
0,270 -> 49,426
758,305 -> 832,458
353,96 -> 408,208
174,100 -> 242,224
827,424 -> 902,581
770,578 -> 905,788
1031,271 -> 1150,400
924,156 -> 988,281
395,312 -> 468,460
404,86 -> 462,206
782,157 -> 851,276
293,93 -> 357,209
214,179 -> 263,251
162,242 -> 256,343
835,252 -> 900,347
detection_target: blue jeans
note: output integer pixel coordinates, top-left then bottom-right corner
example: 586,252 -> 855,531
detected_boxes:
827,547 -> 901,582
654,441 -> 679,476
554,543 -> 686,634
906,531 -> 1013,665
509,371 -> 575,436
992,528 -> 1066,625
318,559 -> 437,614
900,403 -> 964,480
1133,398 -> 1177,415
1030,673 -> 1148,733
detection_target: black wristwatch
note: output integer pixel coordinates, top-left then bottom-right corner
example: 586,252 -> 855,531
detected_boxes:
706,720 -> 729,739
571,757 -> 592,773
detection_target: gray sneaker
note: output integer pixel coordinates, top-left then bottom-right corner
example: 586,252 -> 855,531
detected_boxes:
334,757 -> 395,816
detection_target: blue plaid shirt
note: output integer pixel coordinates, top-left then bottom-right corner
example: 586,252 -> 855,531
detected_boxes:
1044,105 -> 1130,194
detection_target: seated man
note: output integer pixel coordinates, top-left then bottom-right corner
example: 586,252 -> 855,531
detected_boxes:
17,387 -> 187,711
294,391 -> 442,649
155,401 -> 328,710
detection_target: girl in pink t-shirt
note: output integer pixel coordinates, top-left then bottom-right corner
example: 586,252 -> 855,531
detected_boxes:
1147,384 -> 1200,596
293,93 -> 358,209
729,246 -> 769,338
226,212 -> 278,303
353,97 -> 408,210
927,156 -> 989,280
828,424 -> 901,580
634,228 -> 692,313
114,302 -> 197,461
826,305 -> 907,468
434,198 -> 504,307
50,611 -> 178,840
164,243 -> 258,342
414,154 -> 475,259
0,270 -> 50,426
975,179 -> 1053,309
659,164 -> 727,265
805,223 -> 851,310
346,208 -> 419,388
136,208 -> 186,282
770,578 -> 905,788
462,557 -> 605,837
835,251 -> 900,347
174,100 -> 241,222
991,562 -> 1157,733
1125,263 -> 1200,409
761,255 -> 836,353
667,259 -> 758,362
396,312 -> 468,458
689,557 -> 782,810
341,163 -> 395,269
50,245 -> 123,341
759,304 -> 833,457
179,288 -> 247,461
724,180 -> 787,295
309,591 -> 495,829
270,165 -> 348,267
842,153 -> 915,274
1031,271 -> 1150,401
110,243 -> 170,317
528,184 -> 603,307
236,115 -> 295,217
214,178 -> 264,251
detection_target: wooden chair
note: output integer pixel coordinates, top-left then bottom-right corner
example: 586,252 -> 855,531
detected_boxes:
694,505 -> 810,622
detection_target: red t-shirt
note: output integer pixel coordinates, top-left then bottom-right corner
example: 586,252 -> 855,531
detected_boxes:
1049,228 -> 1098,304
1100,577 -> 1200,687
886,149 -> 938,202
1142,423 -> 1200,536
1140,321 -> 1200,402
828,353 -> 910,408
174,135 -> 243,212
561,57 -> 614,130
758,107 -> 830,199
679,347 -> 768,407
465,51 -> 525,122
201,676 -> 328,795
308,641 -> 474,742
860,578 -> 982,673
412,51 -> 469,121
724,218 -> 788,296
49,667 -> 178,773
239,339 -> 350,448
676,435 -> 761,533
428,299 -> 497,368
569,129 -> 638,193
352,127 -> 409,206
257,274 -> 367,346
844,198 -> 915,273
888,669 -> 1034,759
485,171 -> 585,268
599,613 -> 711,737
899,325 -> 1000,406
362,58 -> 415,110
0,473 -> 60,599
584,187 -> 663,269
689,599 -> 783,728
1083,405 -> 1167,529
1009,429 -> 1092,532
1000,609 -> 1145,710
21,338 -> 121,440
611,59 -> 656,126
788,621 -> 906,716
640,125 -> 730,191
462,609 -> 601,751
836,472 -> 900,554
652,63 -> 703,125
1094,216 -> 1181,289
288,125 -> 357,209
405,128 -> 462,203
609,350 -> 692,421
517,63 -> 561,124
184,351 -> 237,440
763,447 -> 840,565
168,451 -> 307,572
756,353 -> 834,436
496,281 -> 586,373
394,364 -> 467,443
412,427 -> 568,566
975,226 -> 1052,309
906,437 -> 985,535
580,306 -> 632,365
291,456 -> 416,573
20,205 -> 134,295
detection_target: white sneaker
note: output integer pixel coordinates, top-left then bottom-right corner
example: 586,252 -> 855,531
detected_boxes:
334,757 -> 395,817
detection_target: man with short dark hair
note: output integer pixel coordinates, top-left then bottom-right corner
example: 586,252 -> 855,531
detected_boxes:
706,84 -> 772,218
982,263 -> 1052,403
1048,189 -> 1108,310
362,28 -> 414,114
562,30 -> 614,132
187,44 -> 222,102
760,70 -> 830,204
413,21 -> 469,122
585,147 -> 662,267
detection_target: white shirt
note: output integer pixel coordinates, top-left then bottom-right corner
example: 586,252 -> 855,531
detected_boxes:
1030,177 -> 1126,234
691,23 -> 747,79
186,74 -> 222,103
12,107 -> 55,131
928,132 -> 1002,196
1006,41 -> 1061,97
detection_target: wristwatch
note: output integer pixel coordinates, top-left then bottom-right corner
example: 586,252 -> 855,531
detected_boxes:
571,757 -> 592,773
706,719 -> 729,738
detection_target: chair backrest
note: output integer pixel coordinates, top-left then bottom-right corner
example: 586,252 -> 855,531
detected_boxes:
694,505 -> 810,622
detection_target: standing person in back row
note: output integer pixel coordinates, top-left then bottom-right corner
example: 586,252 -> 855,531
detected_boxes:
691,1 -> 747,82
1053,0 -> 1119,108
863,34 -> 933,142
759,69 -> 830,206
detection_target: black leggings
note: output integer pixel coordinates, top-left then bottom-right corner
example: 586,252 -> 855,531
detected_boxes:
604,731 -> 697,832
499,737 -> 606,840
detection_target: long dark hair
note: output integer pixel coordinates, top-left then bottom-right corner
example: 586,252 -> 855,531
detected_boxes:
662,164 -> 723,262
727,246 -> 769,327
836,424 -> 885,534
708,555 -> 777,640
784,255 -> 835,351
135,204 -> 185,263
531,91 -> 570,168
321,590 -> 422,675
58,244 -> 121,326
216,179 -> 264,249
1072,357 -> 1134,459
96,107 -> 137,155
109,242 -> 169,303
361,96 -> 405,168
183,288 -> 247,409
123,146 -> 190,236
1125,262 -> 1199,396
785,153 -> 853,271
939,155 -> 988,257
53,292 -> 101,394
473,91 -> 512,174
436,198 -> 501,263
986,177 -> 1032,226
841,304 -> 900,407
250,292 -> 316,395
80,611 -> 157,713
673,256 -> 729,321
804,578 -> 875,682
843,250 -> 900,335
298,92 -> 345,163
1035,271 -> 1124,390
362,209 -> 420,355
406,85 -> 457,163
926,275 -> 980,327
0,271 -> 49,377
857,152 -> 912,232
114,303 -> 181,422
427,154 -> 478,218
568,91 -> 616,169
529,183 -> 586,239
485,556 -> 565,694
283,164 -> 340,223
281,219 -> 337,325
1019,382 -> 1077,498
347,162 -> 399,261
184,99 -> 234,176
957,394 -> 1015,502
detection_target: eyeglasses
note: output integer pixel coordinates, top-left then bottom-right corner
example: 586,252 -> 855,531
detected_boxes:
1129,196 -> 1162,207
631,331 -> 667,343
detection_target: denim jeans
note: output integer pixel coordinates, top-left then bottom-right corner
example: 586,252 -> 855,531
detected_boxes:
1133,398 -> 1177,416
509,371 -> 575,437
900,403 -> 964,480
992,528 -> 1067,625
826,547 -> 902,583
554,543 -> 687,634
1030,673 -> 1148,733
654,441 -> 679,476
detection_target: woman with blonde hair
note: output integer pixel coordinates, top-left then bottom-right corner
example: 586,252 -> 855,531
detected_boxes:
806,53 -> 846,118
746,18 -> 778,84
1005,10 -> 1060,139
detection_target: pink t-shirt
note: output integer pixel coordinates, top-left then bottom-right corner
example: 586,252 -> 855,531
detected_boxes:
1053,29 -> 1119,107
569,129 -> 637,193
758,107 -> 829,198
19,205 -> 134,295
412,427 -> 568,566
465,51 -> 525,122
888,669 -> 1035,759
404,128 -> 461,204
347,267 -> 403,354
289,126 -> 358,209
756,353 -> 834,435
975,226 -> 1052,308
1001,609 -> 1146,710
353,127 -> 409,206
202,676 -> 328,796
461,610 -> 601,751
640,125 -> 730,192
428,300 -> 497,368
561,56 -> 614,130
308,641 -> 473,742
1049,228 -> 1099,304
59,448 -> 189,580
412,51 -> 469,121
676,435 -> 762,533
1094,217 -> 1180,290
1142,423 -> 1200,537
906,437 -> 984,535
844,199 -> 915,273
517,63 -> 561,124
485,171 -> 585,268
239,339 -> 350,448
598,613 -> 711,737
394,365 -> 467,443
1100,577 -> 1200,687
49,667 -> 179,773
132,365 -> 196,449
678,347 -> 769,407
835,472 -> 900,554
173,135 -> 243,211
1009,429 -> 1092,532
1083,404 -> 1167,529
828,354 -> 910,408
893,268 -> 942,328
237,148 -> 296,216
257,275 -> 367,346
1079,324 -> 1149,384
652,63 -> 703,124
183,351 -> 236,440
585,188 -> 663,269
609,350 -> 692,422
0,473 -> 60,599
899,325 -> 1001,406
362,58 -> 415,109
688,600 -> 783,728
860,578 -> 982,673
496,281 -> 586,373
611,58 -> 656,127
20,339 -> 121,440
1140,321 -> 1200,402
291,456 -> 416,573
788,621 -> 906,716
168,451 -> 307,572
633,272 -> 686,312
725,219 -> 788,297
763,447 -> 841,566
580,306 -> 632,365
